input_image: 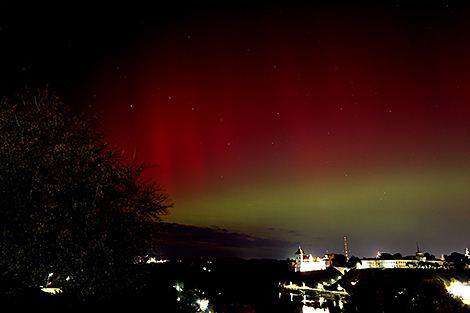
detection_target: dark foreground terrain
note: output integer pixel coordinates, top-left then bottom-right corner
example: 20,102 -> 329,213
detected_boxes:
2,260 -> 470,312
339,268 -> 470,313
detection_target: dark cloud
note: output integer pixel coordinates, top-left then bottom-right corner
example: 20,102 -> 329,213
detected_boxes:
159,223 -> 297,260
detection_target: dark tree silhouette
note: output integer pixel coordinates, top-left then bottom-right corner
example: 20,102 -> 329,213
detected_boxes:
330,253 -> 348,267
424,252 -> 437,260
380,252 -> 393,260
446,252 -> 468,270
347,255 -> 362,268
0,88 -> 172,299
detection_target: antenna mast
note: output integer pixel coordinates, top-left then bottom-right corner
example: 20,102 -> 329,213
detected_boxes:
343,236 -> 350,260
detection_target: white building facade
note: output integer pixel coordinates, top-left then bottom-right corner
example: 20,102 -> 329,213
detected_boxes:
356,250 -> 444,269
295,246 -> 331,272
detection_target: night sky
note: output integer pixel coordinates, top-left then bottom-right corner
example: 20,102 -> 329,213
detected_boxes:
2,1 -> 470,260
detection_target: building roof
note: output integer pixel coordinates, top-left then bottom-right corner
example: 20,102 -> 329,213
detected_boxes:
295,246 -> 305,255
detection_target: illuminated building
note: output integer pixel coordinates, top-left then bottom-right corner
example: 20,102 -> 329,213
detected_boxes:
295,246 -> 331,272
357,247 -> 444,269
295,245 -> 447,271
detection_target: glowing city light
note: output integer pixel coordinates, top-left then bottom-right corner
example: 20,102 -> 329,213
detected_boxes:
197,299 -> 209,311
448,283 -> 470,304
302,305 -> 330,312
